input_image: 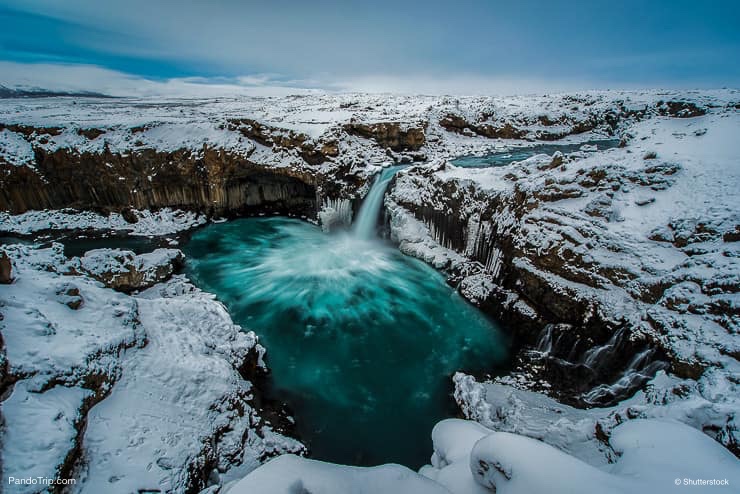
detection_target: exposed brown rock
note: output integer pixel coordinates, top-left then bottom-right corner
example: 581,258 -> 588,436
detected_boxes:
76,128 -> 106,140
343,122 -> 426,152
0,251 -> 11,284
228,118 -> 333,165
0,123 -> 63,137
657,101 -> 706,118
440,114 -> 527,139
0,146 -> 318,217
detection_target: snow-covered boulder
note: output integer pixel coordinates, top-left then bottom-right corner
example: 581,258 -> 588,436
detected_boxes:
224,418 -> 739,494
75,248 -> 184,292
420,418 -> 739,494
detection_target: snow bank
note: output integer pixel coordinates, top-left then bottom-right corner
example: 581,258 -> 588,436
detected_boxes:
0,208 -> 206,235
227,418 -> 739,494
224,455 -> 451,494
0,245 -> 302,493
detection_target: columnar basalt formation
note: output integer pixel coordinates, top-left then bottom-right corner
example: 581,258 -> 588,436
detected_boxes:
0,147 -> 319,216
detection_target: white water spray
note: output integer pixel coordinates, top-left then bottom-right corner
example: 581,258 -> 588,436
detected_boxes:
352,166 -> 403,240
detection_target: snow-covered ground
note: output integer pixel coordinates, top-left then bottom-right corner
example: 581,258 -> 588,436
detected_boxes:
0,208 -> 206,236
0,89 -> 735,171
1,89 -> 738,492
227,417 -> 739,494
0,245 -> 302,493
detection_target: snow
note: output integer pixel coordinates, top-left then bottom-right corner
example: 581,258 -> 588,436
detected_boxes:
0,245 -> 302,492
224,455 -> 452,494
0,128 -> 35,166
2,381 -> 91,492
232,417 -> 739,494
387,94 -> 739,414
421,418 -> 739,494
452,369 -> 740,476
0,208 -> 206,235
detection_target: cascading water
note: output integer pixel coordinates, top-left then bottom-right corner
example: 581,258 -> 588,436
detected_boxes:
352,166 -> 404,239
183,165 -> 509,468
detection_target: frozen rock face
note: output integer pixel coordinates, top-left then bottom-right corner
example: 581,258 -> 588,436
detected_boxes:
73,247 -> 184,292
0,244 -> 303,493
1,90 -> 724,219
387,99 -> 738,407
453,371 -> 739,466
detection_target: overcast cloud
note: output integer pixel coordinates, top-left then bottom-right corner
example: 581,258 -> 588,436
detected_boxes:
1,0 -> 738,95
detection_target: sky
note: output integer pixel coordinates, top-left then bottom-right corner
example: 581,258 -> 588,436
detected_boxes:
0,0 -> 738,95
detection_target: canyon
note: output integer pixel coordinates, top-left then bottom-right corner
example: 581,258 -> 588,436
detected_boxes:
0,90 -> 738,493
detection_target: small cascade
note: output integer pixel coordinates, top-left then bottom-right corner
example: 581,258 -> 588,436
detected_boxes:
535,324 -> 556,354
353,166 -> 404,239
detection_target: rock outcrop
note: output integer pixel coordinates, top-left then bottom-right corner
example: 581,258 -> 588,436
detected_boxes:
0,146 -> 319,216
74,248 -> 184,293
0,244 -> 303,492
343,122 -> 426,152
0,251 -> 11,284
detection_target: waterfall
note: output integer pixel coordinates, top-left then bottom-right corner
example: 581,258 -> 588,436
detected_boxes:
353,166 -> 403,239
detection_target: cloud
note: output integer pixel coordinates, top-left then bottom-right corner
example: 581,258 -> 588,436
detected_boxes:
0,60 -> 721,98
3,0 -> 737,89
0,61 -> 322,97
1,60 -> 614,97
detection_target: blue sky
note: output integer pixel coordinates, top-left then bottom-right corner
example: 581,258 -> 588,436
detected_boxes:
1,0 -> 738,93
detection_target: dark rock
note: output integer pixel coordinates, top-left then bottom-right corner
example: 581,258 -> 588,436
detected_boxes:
534,183 -> 583,201
0,146 -> 318,217
439,114 -> 527,139
57,284 -> 84,310
77,128 -> 106,140
635,197 -> 655,206
77,249 -> 185,293
0,123 -> 63,137
343,122 -> 426,152
723,225 -> 740,242
539,152 -> 564,170
121,207 -> 139,224
228,118 -> 333,165
656,101 -> 707,118
0,251 -> 11,284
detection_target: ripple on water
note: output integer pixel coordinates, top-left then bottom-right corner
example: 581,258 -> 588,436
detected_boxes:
184,217 -> 510,468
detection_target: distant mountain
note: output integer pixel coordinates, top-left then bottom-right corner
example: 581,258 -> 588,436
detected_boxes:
0,84 -> 114,99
